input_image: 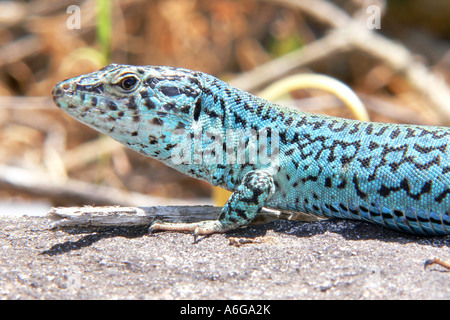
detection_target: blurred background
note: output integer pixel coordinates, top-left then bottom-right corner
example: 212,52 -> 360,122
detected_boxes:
0,0 -> 449,215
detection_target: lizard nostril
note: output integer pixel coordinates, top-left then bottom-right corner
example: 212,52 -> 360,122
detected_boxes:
52,80 -> 70,97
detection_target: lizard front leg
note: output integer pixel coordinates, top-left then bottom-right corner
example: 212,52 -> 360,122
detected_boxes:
149,170 -> 275,235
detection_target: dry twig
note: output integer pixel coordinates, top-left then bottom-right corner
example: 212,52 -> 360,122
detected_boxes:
0,164 -> 208,207
47,205 -> 303,229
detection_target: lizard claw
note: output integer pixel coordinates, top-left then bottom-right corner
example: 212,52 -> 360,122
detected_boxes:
193,227 -> 200,243
147,224 -> 156,235
147,218 -> 162,235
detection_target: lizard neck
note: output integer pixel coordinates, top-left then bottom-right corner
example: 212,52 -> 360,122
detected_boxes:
160,73 -> 291,188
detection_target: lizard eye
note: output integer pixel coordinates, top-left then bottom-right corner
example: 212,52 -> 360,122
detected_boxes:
120,76 -> 138,91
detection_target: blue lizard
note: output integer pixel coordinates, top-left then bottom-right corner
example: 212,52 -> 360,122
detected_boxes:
52,64 -> 450,236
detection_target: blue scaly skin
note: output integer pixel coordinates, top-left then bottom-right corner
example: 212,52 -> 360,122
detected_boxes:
53,64 -> 450,236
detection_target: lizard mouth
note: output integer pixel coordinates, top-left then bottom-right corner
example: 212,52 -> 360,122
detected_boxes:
52,84 -> 63,98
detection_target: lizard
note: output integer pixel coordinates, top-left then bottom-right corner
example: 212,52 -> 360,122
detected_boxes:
52,64 -> 450,238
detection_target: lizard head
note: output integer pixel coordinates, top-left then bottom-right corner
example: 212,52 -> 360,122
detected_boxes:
52,64 -> 203,159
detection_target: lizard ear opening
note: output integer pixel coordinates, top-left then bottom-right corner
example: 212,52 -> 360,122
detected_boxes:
193,98 -> 201,121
